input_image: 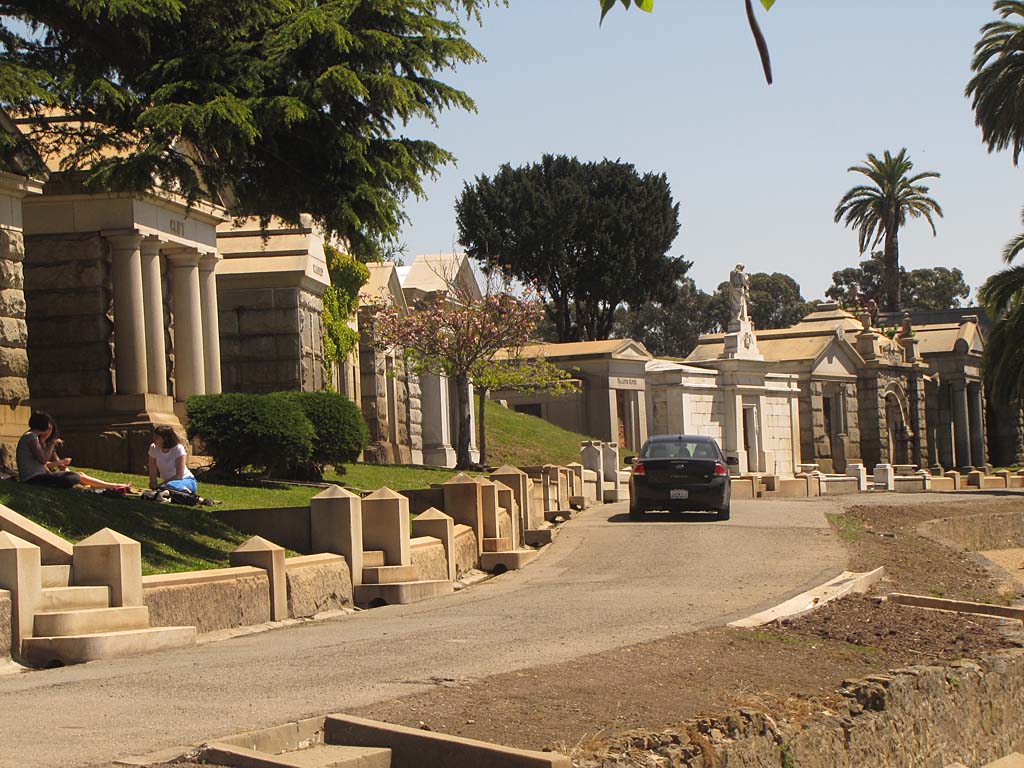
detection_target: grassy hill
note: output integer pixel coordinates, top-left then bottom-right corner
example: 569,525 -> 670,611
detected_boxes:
477,400 -> 598,467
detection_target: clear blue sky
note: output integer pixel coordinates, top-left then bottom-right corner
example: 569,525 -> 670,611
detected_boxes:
398,0 -> 1020,302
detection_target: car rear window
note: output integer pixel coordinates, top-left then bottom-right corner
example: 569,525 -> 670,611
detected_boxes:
641,441 -> 719,460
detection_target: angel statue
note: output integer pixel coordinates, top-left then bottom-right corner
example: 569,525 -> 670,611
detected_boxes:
728,264 -> 751,324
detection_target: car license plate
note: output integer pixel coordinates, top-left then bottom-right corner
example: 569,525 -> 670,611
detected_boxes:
670,489 -> 689,500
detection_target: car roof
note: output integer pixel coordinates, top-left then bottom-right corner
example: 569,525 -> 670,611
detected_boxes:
646,434 -> 716,443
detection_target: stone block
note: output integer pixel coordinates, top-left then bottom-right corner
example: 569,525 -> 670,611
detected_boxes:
443,473 -> 484,549
25,291 -> 110,319
967,470 -> 984,488
943,470 -> 962,490
72,528 -> 142,607
230,536 -> 288,622
26,261 -> 107,291
409,537 -> 449,582
0,260 -> 24,291
217,288 -> 277,311
731,478 -> 755,499
490,465 -> 532,538
0,348 -> 28,378
0,376 -> 28,403
0,588 -> 10,659
284,554 -> 352,619
143,568 -> 270,633
310,486 -> 363,587
873,463 -> 895,491
411,508 -> 455,581
493,482 -> 520,548
238,308 -> 299,336
0,531 -> 41,654
361,487 -> 411,567
475,477 -> 501,539
452,525 -> 479,577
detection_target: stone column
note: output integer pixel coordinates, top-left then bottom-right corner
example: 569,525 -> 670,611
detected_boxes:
106,231 -> 148,395
952,381 -> 971,470
198,255 -> 222,394
968,382 -> 986,470
166,248 -> 205,400
140,237 -> 167,395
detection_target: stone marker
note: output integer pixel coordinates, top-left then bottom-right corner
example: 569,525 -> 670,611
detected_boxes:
580,441 -> 604,497
873,463 -> 895,491
492,480 -> 520,549
0,531 -> 41,652
230,536 -> 287,621
361,488 -> 412,567
310,485 -> 364,587
442,473 -> 484,549
72,528 -> 143,607
845,461 -> 868,492
490,465 -> 531,539
600,443 -> 621,502
411,508 -> 456,581
943,470 -> 961,490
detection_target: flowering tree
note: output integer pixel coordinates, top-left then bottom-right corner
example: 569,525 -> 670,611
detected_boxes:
372,284 -> 547,469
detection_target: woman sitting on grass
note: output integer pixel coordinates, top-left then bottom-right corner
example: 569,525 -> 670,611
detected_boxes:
16,411 -> 130,491
148,426 -> 197,496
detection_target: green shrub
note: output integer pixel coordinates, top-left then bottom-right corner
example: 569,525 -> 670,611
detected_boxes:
186,393 -> 314,477
270,391 -> 369,476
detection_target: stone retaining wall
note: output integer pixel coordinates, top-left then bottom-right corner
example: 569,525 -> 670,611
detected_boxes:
410,537 -> 448,582
143,568 -> 271,634
452,525 -> 478,578
0,588 -> 10,659
285,554 -> 352,618
587,651 -> 1024,767
919,511 -> 1024,552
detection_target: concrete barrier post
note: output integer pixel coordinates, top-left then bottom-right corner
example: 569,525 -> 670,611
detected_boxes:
411,509 -> 456,581
72,528 -> 143,607
361,488 -> 412,567
967,470 -> 984,488
580,441 -> 604,498
873,463 -> 895,491
230,536 -> 287,621
492,481 -> 520,549
442,474 -> 484,550
0,531 -> 41,654
845,462 -> 868,492
490,465 -> 531,539
916,469 -> 932,491
310,485 -> 364,587
995,469 -> 1011,488
943,470 -> 961,490
600,443 -> 621,501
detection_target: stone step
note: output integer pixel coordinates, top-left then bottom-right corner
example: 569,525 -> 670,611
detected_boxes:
480,549 -> 540,575
21,625 -> 196,667
482,537 -> 512,553
33,605 -> 151,637
354,580 -> 454,608
361,564 -> 418,585
362,550 -> 386,568
203,741 -> 392,768
524,527 -> 557,547
41,564 -> 71,588
39,585 -> 110,612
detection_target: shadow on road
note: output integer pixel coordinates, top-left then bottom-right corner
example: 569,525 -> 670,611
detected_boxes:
606,511 -> 724,524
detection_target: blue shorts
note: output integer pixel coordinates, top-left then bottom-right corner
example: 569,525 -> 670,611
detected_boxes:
160,477 -> 198,495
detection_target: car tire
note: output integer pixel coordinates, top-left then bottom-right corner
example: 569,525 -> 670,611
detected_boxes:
629,503 -> 645,520
715,504 -> 731,521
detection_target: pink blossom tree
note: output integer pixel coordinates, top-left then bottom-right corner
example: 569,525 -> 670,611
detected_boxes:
372,283 -> 550,469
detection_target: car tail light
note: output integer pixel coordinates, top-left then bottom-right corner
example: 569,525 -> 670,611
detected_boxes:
632,462 -> 646,476
713,462 -> 729,477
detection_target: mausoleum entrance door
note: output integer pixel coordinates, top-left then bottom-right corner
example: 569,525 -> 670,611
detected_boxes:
885,391 -> 910,465
742,405 -> 763,473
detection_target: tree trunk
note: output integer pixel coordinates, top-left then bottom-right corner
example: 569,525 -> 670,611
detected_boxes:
455,373 -> 473,470
477,385 -> 488,467
883,223 -> 901,312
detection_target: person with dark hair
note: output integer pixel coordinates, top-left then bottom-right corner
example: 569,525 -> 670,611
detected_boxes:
16,411 -> 130,491
148,426 -> 197,495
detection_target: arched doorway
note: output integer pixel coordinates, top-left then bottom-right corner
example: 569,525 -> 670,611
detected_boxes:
884,384 -> 911,465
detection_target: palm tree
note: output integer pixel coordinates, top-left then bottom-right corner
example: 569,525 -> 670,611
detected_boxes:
980,209 -> 1024,403
967,1 -> 1024,165
833,149 -> 943,312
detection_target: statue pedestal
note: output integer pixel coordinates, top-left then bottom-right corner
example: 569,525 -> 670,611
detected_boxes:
723,319 -> 763,361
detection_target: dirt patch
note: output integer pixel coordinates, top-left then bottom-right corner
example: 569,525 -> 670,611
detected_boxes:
828,496 -> 1024,604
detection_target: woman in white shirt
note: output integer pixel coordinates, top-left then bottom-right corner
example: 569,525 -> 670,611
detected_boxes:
148,426 -> 197,495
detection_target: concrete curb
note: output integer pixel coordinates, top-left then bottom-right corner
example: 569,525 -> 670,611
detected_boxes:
728,567 -> 886,628
886,593 -> 1024,622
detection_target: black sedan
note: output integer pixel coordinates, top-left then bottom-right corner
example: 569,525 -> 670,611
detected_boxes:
626,434 -> 736,520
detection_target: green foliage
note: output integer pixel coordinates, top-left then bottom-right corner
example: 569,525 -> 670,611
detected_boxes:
456,154 -> 686,342
715,272 -> 814,330
968,1 -> 1024,165
270,391 -> 369,475
2,1 -> 498,258
980,264 -> 1024,404
834,149 -> 943,312
322,243 -> 369,374
827,252 -> 970,311
471,357 -> 577,396
186,393 -> 314,477
615,275 -> 720,358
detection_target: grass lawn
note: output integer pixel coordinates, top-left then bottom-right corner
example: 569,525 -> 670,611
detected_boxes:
327,463 -> 458,491
477,399 -> 614,467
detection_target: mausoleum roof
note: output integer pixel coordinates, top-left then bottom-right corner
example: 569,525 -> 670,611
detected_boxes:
499,339 -> 652,362
399,252 -> 482,302
911,319 -> 985,356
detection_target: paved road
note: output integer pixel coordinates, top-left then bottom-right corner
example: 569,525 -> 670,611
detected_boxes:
0,498 -> 845,768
